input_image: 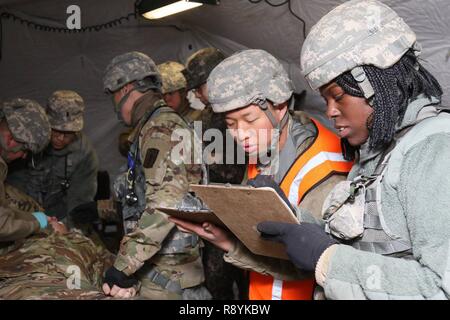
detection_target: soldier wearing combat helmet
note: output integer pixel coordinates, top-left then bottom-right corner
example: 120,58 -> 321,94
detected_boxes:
183,47 -> 246,184
182,47 -> 225,107
170,49 -> 351,300
7,90 -> 99,228
182,48 -> 250,299
0,98 -> 54,249
253,0 -> 449,300
102,51 -> 210,300
157,61 -> 204,124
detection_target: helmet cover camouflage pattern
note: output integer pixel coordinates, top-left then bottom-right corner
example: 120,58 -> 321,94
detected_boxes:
47,90 -> 84,132
0,98 -> 51,153
103,51 -> 161,93
157,61 -> 187,94
207,49 -> 293,113
301,0 -> 419,90
182,48 -> 225,90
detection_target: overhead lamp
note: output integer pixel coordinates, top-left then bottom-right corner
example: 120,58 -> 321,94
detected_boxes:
138,0 -> 219,20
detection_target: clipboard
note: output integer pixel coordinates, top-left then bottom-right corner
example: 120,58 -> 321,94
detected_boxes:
157,206 -> 227,229
187,184 -> 299,260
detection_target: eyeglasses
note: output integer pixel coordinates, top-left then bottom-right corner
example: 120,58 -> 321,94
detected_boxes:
51,130 -> 76,140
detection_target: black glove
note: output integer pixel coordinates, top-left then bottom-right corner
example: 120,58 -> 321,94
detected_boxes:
103,266 -> 138,289
247,175 -> 295,213
69,201 -> 99,225
257,222 -> 338,272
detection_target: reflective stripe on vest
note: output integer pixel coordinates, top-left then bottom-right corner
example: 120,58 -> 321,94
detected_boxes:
280,118 -> 353,205
249,272 -> 316,300
247,118 -> 353,300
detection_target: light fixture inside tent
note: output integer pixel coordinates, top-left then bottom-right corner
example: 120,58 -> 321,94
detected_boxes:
138,0 -> 219,20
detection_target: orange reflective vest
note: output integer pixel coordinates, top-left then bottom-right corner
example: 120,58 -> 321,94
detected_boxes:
247,118 -> 353,300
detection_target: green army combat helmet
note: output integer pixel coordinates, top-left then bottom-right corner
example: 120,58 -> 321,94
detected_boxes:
301,0 -> 418,99
103,51 -> 162,117
182,47 -> 225,91
207,49 -> 293,157
0,98 -> 51,154
47,90 -> 85,132
157,61 -> 187,94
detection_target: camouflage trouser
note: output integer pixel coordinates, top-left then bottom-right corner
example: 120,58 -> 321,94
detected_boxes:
135,257 -> 212,300
138,280 -> 212,300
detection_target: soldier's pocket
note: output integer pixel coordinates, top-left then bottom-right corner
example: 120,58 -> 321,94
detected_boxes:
323,180 -> 365,241
142,141 -> 170,186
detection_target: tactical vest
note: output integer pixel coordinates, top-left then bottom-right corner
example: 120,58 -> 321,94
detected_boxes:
9,134 -> 88,219
323,146 -> 413,257
44,147 -> 85,218
247,118 -> 353,300
324,104 -> 450,257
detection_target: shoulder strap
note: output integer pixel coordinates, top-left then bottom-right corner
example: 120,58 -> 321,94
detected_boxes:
280,118 -> 353,205
131,103 -> 175,146
372,125 -> 415,176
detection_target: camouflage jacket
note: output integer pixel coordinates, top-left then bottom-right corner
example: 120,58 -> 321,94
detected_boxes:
0,228 -> 113,299
0,156 -> 40,246
7,133 -> 99,220
0,172 -> 112,300
224,111 -> 346,280
114,92 -> 204,289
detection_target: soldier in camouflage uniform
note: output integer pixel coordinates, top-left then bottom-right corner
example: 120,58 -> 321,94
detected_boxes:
0,99 -> 112,300
0,184 -> 113,300
170,49 -> 351,300
7,91 -> 99,229
0,225 -> 114,299
102,51 -> 210,299
256,0 -> 450,300
182,48 -> 224,109
116,61 -> 205,159
0,98 -> 53,251
157,61 -> 204,124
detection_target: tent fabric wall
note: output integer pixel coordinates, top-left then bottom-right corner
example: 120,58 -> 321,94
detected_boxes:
0,0 -> 449,180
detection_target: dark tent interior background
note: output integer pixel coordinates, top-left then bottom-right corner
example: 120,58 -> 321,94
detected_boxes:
0,0 -> 449,181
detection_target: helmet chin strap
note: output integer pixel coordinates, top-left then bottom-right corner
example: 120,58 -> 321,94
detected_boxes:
114,83 -> 155,124
113,90 -> 135,123
350,67 -> 375,106
257,99 -> 289,175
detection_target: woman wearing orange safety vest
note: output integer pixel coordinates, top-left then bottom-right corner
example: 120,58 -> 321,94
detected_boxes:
169,49 -> 353,300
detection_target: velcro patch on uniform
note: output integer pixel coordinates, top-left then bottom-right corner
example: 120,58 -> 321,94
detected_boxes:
144,148 -> 159,168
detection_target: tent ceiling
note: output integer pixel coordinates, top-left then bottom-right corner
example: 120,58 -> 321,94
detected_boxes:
0,0 -> 449,177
